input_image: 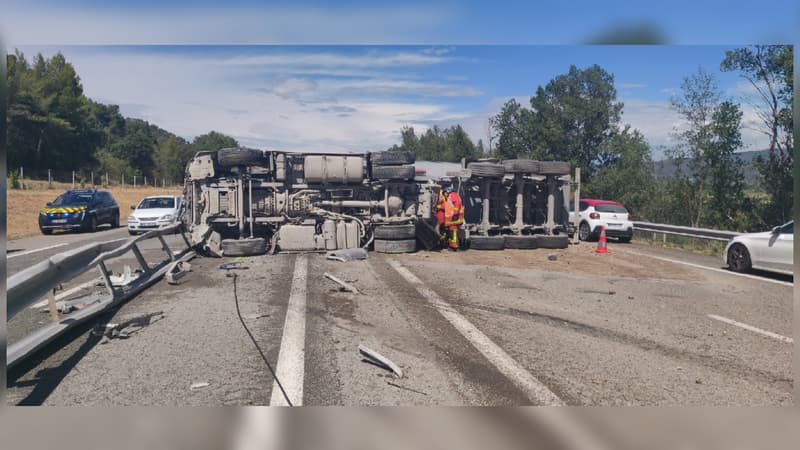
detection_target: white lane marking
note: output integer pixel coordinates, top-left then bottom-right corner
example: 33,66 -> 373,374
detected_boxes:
387,258 -> 564,406
7,242 -> 69,259
30,278 -> 102,309
707,314 -> 793,344
622,249 -> 793,287
270,254 -> 308,406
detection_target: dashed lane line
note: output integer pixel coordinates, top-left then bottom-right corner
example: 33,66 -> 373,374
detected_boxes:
387,258 -> 565,406
269,254 -> 308,406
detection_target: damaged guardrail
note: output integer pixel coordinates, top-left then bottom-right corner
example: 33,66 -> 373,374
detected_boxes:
633,221 -> 741,242
7,224 -> 196,368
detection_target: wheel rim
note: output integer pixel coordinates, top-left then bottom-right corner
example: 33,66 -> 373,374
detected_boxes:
579,223 -> 589,240
729,245 -> 748,270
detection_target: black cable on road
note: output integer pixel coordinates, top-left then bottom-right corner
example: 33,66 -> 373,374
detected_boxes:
231,272 -> 294,407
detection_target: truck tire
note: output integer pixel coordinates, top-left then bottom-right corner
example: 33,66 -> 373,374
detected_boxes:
536,235 -> 569,249
374,238 -> 416,253
504,235 -> 539,249
469,235 -> 505,250
221,237 -> 267,256
217,148 -> 267,167
371,151 -> 415,166
374,224 -> 416,240
372,164 -> 415,180
538,161 -> 571,176
467,162 -> 504,178
503,159 -> 540,174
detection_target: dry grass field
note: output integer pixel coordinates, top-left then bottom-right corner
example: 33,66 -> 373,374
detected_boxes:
7,181 -> 182,239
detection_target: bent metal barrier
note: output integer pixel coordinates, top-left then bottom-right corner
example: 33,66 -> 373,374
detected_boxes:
6,224 -> 195,368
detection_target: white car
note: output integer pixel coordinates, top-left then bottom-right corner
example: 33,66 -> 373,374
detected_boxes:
724,221 -> 793,275
572,198 -> 634,242
127,195 -> 183,235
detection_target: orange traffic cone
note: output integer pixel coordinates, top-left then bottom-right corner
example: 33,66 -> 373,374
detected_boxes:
595,226 -> 609,253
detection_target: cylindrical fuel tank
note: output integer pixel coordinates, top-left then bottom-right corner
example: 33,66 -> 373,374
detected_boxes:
304,155 -> 364,184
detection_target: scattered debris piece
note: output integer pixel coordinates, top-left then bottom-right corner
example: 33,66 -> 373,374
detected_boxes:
695,379 -> 703,384
190,382 -> 210,391
219,262 -> 249,270
110,265 -> 141,286
166,260 -> 192,285
386,381 -> 427,396
243,313 -> 270,320
324,272 -> 360,294
547,254 -> 557,261
326,248 -> 368,262
93,312 -> 165,341
358,344 -> 403,378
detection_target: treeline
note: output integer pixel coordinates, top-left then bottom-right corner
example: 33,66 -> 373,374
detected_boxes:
386,45 -> 793,231
6,50 -> 239,185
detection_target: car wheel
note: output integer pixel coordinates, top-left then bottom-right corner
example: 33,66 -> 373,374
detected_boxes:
578,222 -> 592,241
374,224 -> 417,240
374,238 -> 417,253
111,213 -> 120,228
727,243 -> 752,273
128,229 -> 138,236
41,228 -> 53,235
469,235 -> 505,250
85,215 -> 98,233
618,236 -> 631,243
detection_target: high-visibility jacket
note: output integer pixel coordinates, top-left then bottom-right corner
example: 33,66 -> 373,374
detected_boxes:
443,191 -> 463,227
435,190 -> 447,225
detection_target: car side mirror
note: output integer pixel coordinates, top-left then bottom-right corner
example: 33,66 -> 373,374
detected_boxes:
46,202 -> 52,206
131,205 -> 136,210
772,226 -> 781,234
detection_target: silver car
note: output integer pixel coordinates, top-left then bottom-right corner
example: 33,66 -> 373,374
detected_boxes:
724,221 -> 793,275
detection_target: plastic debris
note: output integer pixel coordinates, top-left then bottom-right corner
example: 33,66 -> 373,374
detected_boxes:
190,382 -> 210,391
324,272 -> 360,294
358,344 -> 403,378
326,248 -> 368,262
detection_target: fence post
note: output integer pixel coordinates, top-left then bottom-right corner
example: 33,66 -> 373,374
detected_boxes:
122,173 -> 125,187
144,176 -> 147,187
20,166 -> 24,190
134,176 -> 137,188
72,171 -> 75,188
91,171 -> 94,186
48,169 -> 52,189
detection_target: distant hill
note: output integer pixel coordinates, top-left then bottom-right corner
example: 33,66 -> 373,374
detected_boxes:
653,149 -> 767,182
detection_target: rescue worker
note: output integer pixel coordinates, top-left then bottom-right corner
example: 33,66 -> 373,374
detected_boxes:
435,185 -> 448,245
439,184 -> 463,251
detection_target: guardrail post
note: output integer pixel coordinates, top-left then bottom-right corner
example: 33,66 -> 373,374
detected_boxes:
97,261 -> 117,298
48,288 -> 59,324
131,244 -> 150,272
158,235 -> 175,261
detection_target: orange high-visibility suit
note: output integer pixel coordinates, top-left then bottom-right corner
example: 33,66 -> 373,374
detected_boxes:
436,189 -> 463,250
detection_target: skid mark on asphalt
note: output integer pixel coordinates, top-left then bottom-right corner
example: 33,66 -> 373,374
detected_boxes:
270,254 -> 308,406
707,314 -> 793,344
386,258 -> 565,406
460,302 -> 790,387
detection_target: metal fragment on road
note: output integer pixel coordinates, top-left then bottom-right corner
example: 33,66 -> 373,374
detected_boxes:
325,248 -> 368,262
190,382 -> 210,390
219,262 -> 249,270
324,272 -> 360,294
110,265 -> 141,287
358,344 -> 403,378
166,260 -> 192,285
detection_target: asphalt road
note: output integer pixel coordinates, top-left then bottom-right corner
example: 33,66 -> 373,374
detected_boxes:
5,239 -> 793,406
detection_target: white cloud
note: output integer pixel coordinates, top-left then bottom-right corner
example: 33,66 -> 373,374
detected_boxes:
268,78 -> 319,99
618,82 -> 648,89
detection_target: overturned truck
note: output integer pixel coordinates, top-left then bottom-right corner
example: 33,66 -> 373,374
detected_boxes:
182,148 -> 575,256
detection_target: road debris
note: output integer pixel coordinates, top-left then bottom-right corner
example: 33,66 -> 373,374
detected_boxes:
190,382 -> 210,391
324,272 -> 360,294
358,344 -> 403,378
93,311 -> 165,341
326,248 -> 368,262
110,265 -> 141,286
219,262 -> 250,270
166,260 -> 192,285
547,254 -> 557,261
386,381 -> 427,396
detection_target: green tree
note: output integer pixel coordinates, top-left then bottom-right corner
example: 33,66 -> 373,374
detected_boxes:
668,68 -> 748,229
721,45 -> 793,225
154,137 -> 194,184
387,125 -> 481,162
492,99 -> 533,159
191,131 -> 238,152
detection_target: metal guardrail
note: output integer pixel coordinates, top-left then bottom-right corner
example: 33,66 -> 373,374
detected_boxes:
7,224 -> 195,368
633,221 -> 741,242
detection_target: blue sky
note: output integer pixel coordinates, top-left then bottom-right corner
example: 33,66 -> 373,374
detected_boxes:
9,45 -> 771,159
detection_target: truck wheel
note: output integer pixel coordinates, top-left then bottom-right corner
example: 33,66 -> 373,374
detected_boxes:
469,235 -> 505,250
504,235 -> 539,249
503,159 -> 540,174
538,161 -> 571,176
374,224 -> 416,240
467,162 -> 504,178
371,151 -> 415,166
221,237 -> 267,256
217,148 -> 267,167
537,235 -> 569,249
374,238 -> 417,253
372,164 -> 415,180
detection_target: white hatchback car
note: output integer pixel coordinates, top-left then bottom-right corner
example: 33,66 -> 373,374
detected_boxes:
572,199 -> 634,242
724,221 -> 793,275
128,195 -> 183,235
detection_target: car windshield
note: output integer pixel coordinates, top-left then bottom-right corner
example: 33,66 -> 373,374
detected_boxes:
138,197 -> 175,209
595,204 -> 628,214
51,192 -> 93,206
